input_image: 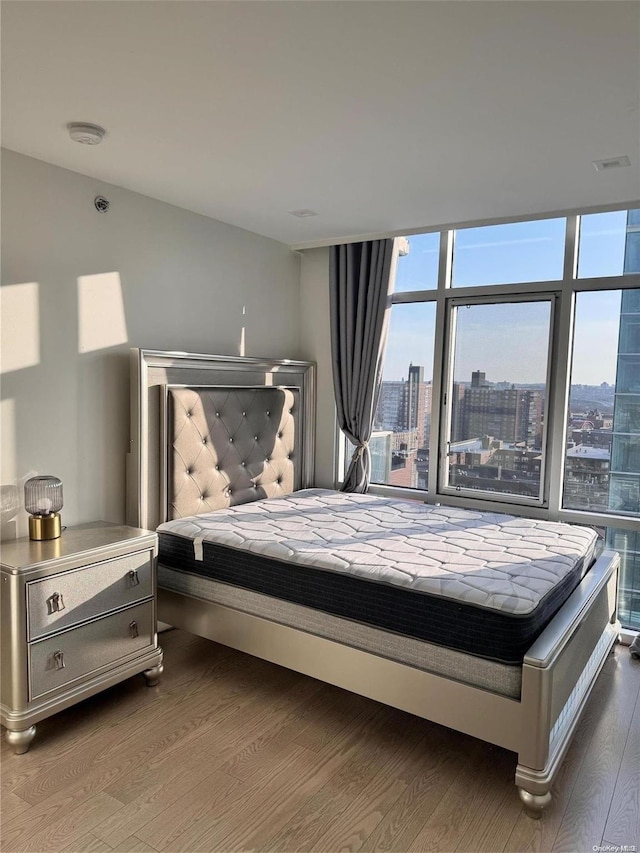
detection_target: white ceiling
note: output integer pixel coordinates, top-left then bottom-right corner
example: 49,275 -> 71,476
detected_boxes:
2,1 -> 639,248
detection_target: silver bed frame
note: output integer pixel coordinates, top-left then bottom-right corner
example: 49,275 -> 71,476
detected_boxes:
127,348 -> 620,818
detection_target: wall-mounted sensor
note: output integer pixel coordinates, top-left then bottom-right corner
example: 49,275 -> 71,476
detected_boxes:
94,196 -> 110,213
67,122 -> 106,145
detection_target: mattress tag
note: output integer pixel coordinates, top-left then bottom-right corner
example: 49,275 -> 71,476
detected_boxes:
193,535 -> 205,561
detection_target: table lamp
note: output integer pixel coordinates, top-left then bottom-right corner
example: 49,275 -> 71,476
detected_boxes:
24,476 -> 63,540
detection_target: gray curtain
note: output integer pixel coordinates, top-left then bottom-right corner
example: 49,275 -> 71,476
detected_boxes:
330,239 -> 396,492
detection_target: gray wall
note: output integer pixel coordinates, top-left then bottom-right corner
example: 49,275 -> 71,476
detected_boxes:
1,150 -> 301,536
298,247 -> 337,488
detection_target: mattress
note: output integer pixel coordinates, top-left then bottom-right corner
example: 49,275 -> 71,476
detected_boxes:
157,489 -> 597,664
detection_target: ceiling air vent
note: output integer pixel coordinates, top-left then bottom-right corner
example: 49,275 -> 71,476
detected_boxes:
592,155 -> 631,172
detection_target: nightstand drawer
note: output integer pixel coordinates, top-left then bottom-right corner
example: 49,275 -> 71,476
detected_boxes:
27,550 -> 153,640
29,601 -> 154,700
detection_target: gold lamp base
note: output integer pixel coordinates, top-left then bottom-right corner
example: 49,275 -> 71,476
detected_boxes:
29,513 -> 62,541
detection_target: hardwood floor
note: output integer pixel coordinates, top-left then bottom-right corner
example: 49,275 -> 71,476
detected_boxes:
1,630 -> 638,853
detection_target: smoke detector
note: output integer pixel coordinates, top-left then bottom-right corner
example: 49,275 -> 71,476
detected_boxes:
67,123 -> 106,145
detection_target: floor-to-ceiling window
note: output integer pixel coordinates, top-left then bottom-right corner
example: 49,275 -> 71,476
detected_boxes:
344,208 -> 640,630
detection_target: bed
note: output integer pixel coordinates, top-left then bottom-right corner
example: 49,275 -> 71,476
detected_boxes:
127,348 -> 620,818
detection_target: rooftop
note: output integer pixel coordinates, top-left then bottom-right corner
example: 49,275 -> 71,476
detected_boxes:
566,444 -> 611,460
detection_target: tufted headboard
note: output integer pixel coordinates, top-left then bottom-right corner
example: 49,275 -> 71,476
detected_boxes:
127,349 -> 315,530
164,385 -> 299,519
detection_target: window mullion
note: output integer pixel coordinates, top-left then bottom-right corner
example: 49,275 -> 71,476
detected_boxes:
573,275 -> 640,292
564,215 -> 580,281
428,289 -> 450,501
425,231 -> 453,500
450,280 -> 565,301
391,289 -> 437,304
438,230 -> 454,291
547,215 -> 577,519
558,509 -> 639,531
547,289 -> 575,520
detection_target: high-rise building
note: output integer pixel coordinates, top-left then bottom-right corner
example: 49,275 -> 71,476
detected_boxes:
375,381 -> 405,431
422,381 -> 432,447
376,366 -> 431,446
457,379 -> 543,447
607,211 -> 640,628
449,382 -> 466,442
374,365 -> 431,485
608,288 -> 640,514
400,364 -> 426,446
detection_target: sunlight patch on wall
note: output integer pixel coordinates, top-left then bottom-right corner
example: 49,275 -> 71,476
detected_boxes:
0,283 -> 40,373
0,398 -> 16,480
78,272 -> 128,353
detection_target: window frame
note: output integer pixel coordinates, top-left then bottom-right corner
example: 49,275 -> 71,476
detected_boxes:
438,291 -> 557,507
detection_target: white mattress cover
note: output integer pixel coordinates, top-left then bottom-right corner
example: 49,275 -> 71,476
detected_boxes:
157,489 -> 597,617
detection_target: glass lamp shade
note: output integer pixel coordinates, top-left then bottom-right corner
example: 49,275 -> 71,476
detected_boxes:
24,476 -> 63,516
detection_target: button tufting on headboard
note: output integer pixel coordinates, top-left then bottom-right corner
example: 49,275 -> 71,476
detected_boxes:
166,386 -> 298,520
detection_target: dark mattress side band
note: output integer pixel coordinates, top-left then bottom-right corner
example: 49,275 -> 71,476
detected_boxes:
157,532 -> 588,665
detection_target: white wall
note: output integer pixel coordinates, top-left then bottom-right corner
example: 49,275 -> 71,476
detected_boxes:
1,150 -> 301,536
298,247 -> 337,488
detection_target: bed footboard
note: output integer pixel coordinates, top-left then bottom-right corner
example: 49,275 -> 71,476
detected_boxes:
515,549 -> 620,817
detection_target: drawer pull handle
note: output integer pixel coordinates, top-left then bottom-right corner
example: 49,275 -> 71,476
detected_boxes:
128,569 -> 140,586
47,592 -> 66,614
53,650 -> 65,670
129,620 -> 139,639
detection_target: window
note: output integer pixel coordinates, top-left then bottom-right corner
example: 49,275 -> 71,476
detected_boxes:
577,210 -> 637,279
442,299 -> 552,503
372,302 -> 436,488
394,232 -> 440,293
341,208 -> 640,630
563,290 -> 621,513
452,218 -> 566,287
564,289 -> 640,516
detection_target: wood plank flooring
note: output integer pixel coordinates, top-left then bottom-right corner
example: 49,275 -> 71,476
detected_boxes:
1,630 -> 638,853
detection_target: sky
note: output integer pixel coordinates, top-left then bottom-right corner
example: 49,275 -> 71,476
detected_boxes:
383,210 -> 632,386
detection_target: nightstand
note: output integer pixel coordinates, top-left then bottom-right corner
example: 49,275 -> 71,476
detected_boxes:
0,522 -> 163,754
